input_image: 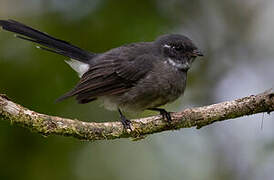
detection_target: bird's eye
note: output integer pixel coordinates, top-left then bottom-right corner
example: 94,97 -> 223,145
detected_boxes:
174,45 -> 183,51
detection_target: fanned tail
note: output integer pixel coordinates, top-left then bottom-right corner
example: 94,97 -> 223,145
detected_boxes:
0,19 -> 95,62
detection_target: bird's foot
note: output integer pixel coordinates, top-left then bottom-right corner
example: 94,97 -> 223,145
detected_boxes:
159,109 -> 172,123
148,108 -> 172,123
121,116 -> 132,131
118,109 -> 132,131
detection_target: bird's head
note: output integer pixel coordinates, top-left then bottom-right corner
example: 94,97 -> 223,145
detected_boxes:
155,34 -> 203,71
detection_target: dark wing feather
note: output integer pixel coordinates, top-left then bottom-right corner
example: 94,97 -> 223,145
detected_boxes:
57,53 -> 154,103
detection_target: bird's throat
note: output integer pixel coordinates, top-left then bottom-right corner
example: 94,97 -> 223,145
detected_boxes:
166,58 -> 190,70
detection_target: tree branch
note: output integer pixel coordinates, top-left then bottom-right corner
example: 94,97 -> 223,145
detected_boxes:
0,90 -> 273,141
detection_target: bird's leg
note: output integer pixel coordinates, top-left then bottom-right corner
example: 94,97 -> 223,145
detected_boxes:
118,108 -> 132,130
148,108 -> 172,122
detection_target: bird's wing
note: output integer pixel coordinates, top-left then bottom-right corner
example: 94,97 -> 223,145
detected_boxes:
57,53 -> 155,103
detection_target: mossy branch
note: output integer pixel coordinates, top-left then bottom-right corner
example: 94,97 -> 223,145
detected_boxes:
0,90 -> 273,141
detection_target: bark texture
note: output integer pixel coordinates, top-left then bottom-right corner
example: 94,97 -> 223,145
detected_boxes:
0,90 -> 273,141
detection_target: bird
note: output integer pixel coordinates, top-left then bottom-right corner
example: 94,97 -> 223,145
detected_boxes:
0,19 -> 203,130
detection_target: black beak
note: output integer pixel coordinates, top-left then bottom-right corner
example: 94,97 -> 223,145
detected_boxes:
192,49 -> 204,57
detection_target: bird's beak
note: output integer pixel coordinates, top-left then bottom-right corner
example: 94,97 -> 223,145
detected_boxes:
192,49 -> 204,57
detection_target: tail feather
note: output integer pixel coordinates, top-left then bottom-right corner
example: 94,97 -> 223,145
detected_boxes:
0,19 -> 95,62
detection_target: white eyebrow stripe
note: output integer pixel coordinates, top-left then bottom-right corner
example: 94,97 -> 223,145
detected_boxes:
163,44 -> 171,48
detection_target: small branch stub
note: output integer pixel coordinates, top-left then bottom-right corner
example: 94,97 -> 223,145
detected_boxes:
0,90 -> 273,141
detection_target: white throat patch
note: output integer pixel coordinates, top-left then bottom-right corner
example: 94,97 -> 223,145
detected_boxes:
166,58 -> 186,69
65,59 -> 90,77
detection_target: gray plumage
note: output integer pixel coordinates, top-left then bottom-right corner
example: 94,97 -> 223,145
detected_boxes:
0,19 -> 203,127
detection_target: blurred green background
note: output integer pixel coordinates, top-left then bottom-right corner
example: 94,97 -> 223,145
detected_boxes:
0,0 -> 274,180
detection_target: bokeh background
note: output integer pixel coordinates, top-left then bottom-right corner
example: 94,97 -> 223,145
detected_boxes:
0,0 -> 274,179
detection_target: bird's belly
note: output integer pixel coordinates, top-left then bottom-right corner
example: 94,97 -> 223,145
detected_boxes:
100,93 -> 180,112
101,69 -> 187,112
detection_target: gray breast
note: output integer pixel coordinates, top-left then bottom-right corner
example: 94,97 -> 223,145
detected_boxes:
102,60 -> 187,112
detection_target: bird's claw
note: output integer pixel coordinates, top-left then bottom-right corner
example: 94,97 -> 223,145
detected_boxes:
118,108 -> 132,131
121,116 -> 132,131
159,109 -> 172,123
148,108 -> 172,123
